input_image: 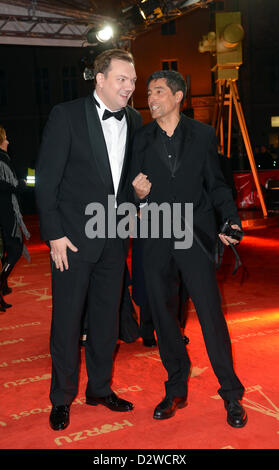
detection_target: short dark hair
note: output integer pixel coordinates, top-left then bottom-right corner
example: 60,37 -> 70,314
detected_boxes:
147,70 -> 187,104
93,48 -> 135,81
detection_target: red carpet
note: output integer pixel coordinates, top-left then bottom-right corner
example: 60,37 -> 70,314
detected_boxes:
1,215 -> 279,454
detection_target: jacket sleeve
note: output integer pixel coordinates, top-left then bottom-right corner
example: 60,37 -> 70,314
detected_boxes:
0,158 -> 17,194
204,128 -> 241,228
35,104 -> 71,241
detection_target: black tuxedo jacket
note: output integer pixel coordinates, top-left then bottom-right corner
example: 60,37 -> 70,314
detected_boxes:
130,114 -> 241,258
35,94 -> 142,262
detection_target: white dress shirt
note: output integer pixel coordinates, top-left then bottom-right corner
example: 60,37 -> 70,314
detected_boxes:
94,90 -> 127,202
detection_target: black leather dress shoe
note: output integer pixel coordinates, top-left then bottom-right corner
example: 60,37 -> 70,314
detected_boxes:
142,337 -> 157,347
225,400 -> 247,428
153,396 -> 186,420
49,405 -> 70,431
0,299 -> 12,311
86,392 -> 134,412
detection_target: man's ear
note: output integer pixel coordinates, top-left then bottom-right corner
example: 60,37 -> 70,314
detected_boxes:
175,90 -> 184,105
95,72 -> 104,88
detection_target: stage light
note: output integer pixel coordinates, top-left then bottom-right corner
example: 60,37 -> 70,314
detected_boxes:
96,25 -> 114,42
271,116 -> 279,127
26,169 -> 35,187
83,67 -> 94,81
131,5 -> 146,24
139,8 -> 146,20
180,0 -> 205,6
86,24 -> 114,44
139,0 -> 163,20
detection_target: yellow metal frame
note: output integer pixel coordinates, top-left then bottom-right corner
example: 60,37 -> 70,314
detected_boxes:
212,77 -> 268,218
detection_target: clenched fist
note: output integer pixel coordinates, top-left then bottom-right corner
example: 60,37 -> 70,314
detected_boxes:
132,172 -> 152,200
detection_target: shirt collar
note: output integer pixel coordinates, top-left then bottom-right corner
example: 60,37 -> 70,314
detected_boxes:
157,114 -> 183,139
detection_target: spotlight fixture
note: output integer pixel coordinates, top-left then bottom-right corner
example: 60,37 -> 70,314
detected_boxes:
86,24 -> 114,44
96,25 -> 114,42
180,0 -> 209,7
139,8 -> 146,20
128,5 -> 146,25
139,0 -> 163,20
83,67 -> 94,81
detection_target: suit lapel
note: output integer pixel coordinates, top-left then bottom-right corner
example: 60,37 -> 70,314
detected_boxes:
174,115 -> 194,174
85,94 -> 114,194
116,106 -> 132,197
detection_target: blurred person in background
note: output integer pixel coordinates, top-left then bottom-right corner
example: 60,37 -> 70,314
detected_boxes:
0,125 -> 30,312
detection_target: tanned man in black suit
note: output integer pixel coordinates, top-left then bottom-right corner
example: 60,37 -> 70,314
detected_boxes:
130,70 -> 247,428
36,49 -> 142,431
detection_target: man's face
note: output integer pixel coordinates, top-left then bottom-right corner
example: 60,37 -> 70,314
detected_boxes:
96,58 -> 137,110
0,133 -> 9,152
148,78 -> 181,120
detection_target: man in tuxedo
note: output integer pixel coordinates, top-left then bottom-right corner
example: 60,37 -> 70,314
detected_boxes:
131,70 -> 247,428
36,49 -> 142,431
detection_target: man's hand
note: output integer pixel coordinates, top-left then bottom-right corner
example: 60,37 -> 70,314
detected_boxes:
50,237 -> 78,272
132,172 -> 152,200
219,224 -> 242,246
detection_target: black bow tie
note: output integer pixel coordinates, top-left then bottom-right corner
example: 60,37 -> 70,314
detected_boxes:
102,108 -> 125,121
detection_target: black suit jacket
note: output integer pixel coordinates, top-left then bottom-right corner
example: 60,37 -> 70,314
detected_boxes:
130,114 -> 241,259
35,94 -> 142,262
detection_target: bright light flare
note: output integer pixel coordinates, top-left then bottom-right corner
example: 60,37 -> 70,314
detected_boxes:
96,25 -> 114,42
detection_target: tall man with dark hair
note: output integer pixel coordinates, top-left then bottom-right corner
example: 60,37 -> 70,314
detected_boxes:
131,70 -> 247,428
36,49 -> 142,431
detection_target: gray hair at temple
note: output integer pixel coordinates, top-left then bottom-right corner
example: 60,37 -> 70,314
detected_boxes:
147,70 -> 187,104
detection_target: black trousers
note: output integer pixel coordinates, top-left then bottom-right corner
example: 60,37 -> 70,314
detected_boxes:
132,237 -> 188,340
49,238 -> 125,406
143,240 -> 245,401
139,282 -> 188,340
0,221 -> 23,267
